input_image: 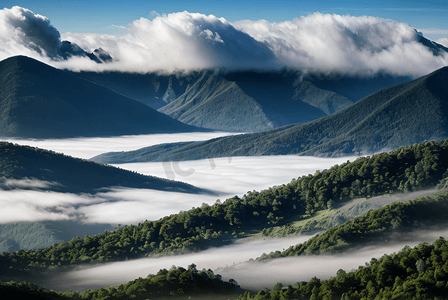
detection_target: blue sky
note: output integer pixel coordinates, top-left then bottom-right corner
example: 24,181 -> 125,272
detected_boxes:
4,0 -> 448,41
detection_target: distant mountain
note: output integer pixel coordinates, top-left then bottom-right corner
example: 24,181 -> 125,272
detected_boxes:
59,41 -> 112,63
0,56 -> 206,138
73,69 -> 361,132
92,66 -> 448,163
0,141 -> 210,194
73,68 -> 420,132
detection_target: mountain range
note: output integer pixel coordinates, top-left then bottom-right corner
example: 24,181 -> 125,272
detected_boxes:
0,56 -> 205,138
74,69 -> 416,132
1,35 -> 448,299
91,65 -> 448,163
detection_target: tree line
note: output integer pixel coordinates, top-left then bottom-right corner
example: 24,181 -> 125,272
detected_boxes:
2,139 -> 448,275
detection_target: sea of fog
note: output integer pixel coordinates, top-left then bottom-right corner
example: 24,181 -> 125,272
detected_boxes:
36,228 -> 448,292
3,132 -> 448,293
2,133 -> 358,224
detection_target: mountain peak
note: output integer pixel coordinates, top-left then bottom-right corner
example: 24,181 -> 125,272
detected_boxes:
0,56 -> 205,138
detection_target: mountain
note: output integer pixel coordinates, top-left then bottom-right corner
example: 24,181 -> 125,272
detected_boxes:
0,141 -> 210,194
92,65 -> 448,163
59,41 -> 113,63
73,69 -> 362,132
74,69 -> 416,133
0,56 -> 206,138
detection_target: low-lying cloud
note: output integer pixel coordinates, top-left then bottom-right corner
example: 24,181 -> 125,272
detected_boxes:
1,133 -> 357,224
1,6 -> 447,77
40,235 -> 316,291
5,132 -> 238,160
37,228 -> 448,292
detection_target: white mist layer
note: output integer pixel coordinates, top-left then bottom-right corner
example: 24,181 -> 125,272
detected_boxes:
1,133 -> 357,224
45,228 -> 448,292
46,235 -> 315,291
217,228 -> 448,291
4,132 -> 238,159
1,6 -> 447,77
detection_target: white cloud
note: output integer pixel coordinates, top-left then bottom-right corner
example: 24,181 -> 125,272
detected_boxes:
48,235 -> 316,291
61,11 -> 276,73
1,134 -> 357,225
234,13 -> 448,77
1,7 -> 446,77
0,6 -> 58,62
0,190 -> 89,223
4,132 -> 238,159
437,38 -> 448,48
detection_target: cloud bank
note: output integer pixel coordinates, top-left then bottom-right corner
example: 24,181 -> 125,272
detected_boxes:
0,6 -> 447,76
41,228 -> 448,292
1,134 -> 357,224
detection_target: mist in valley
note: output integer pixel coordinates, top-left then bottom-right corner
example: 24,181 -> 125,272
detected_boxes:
2,133 -> 448,295
216,228 -> 448,291
1,133 -> 358,225
32,227 -> 448,293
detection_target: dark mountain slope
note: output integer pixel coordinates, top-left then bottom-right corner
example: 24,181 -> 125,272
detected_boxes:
0,56 -> 205,138
74,69 -> 354,132
70,71 -> 191,110
92,66 -> 448,163
158,70 -> 274,132
0,141 -> 209,194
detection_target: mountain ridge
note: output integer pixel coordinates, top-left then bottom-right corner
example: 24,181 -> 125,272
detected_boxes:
0,141 -> 210,194
0,55 -> 206,138
91,65 -> 448,163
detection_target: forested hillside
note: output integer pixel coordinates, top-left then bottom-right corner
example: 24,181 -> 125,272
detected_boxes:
93,65 -> 448,163
0,56 -> 203,138
0,266 -> 242,300
258,189 -> 448,260
4,237 -> 448,300
3,139 -> 448,276
239,237 -> 448,299
0,141 -> 208,194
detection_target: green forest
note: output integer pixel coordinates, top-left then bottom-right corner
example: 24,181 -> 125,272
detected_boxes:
238,237 -> 448,299
2,139 -> 448,276
2,192 -> 448,299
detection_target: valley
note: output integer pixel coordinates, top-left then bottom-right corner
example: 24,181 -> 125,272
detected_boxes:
0,4 -> 448,299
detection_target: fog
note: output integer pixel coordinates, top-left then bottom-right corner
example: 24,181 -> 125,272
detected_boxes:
217,228 -> 448,291
1,133 -> 358,224
5,132 -> 238,159
1,6 -> 447,77
3,133 -> 448,294
45,235 -> 313,291
39,228 -> 448,292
